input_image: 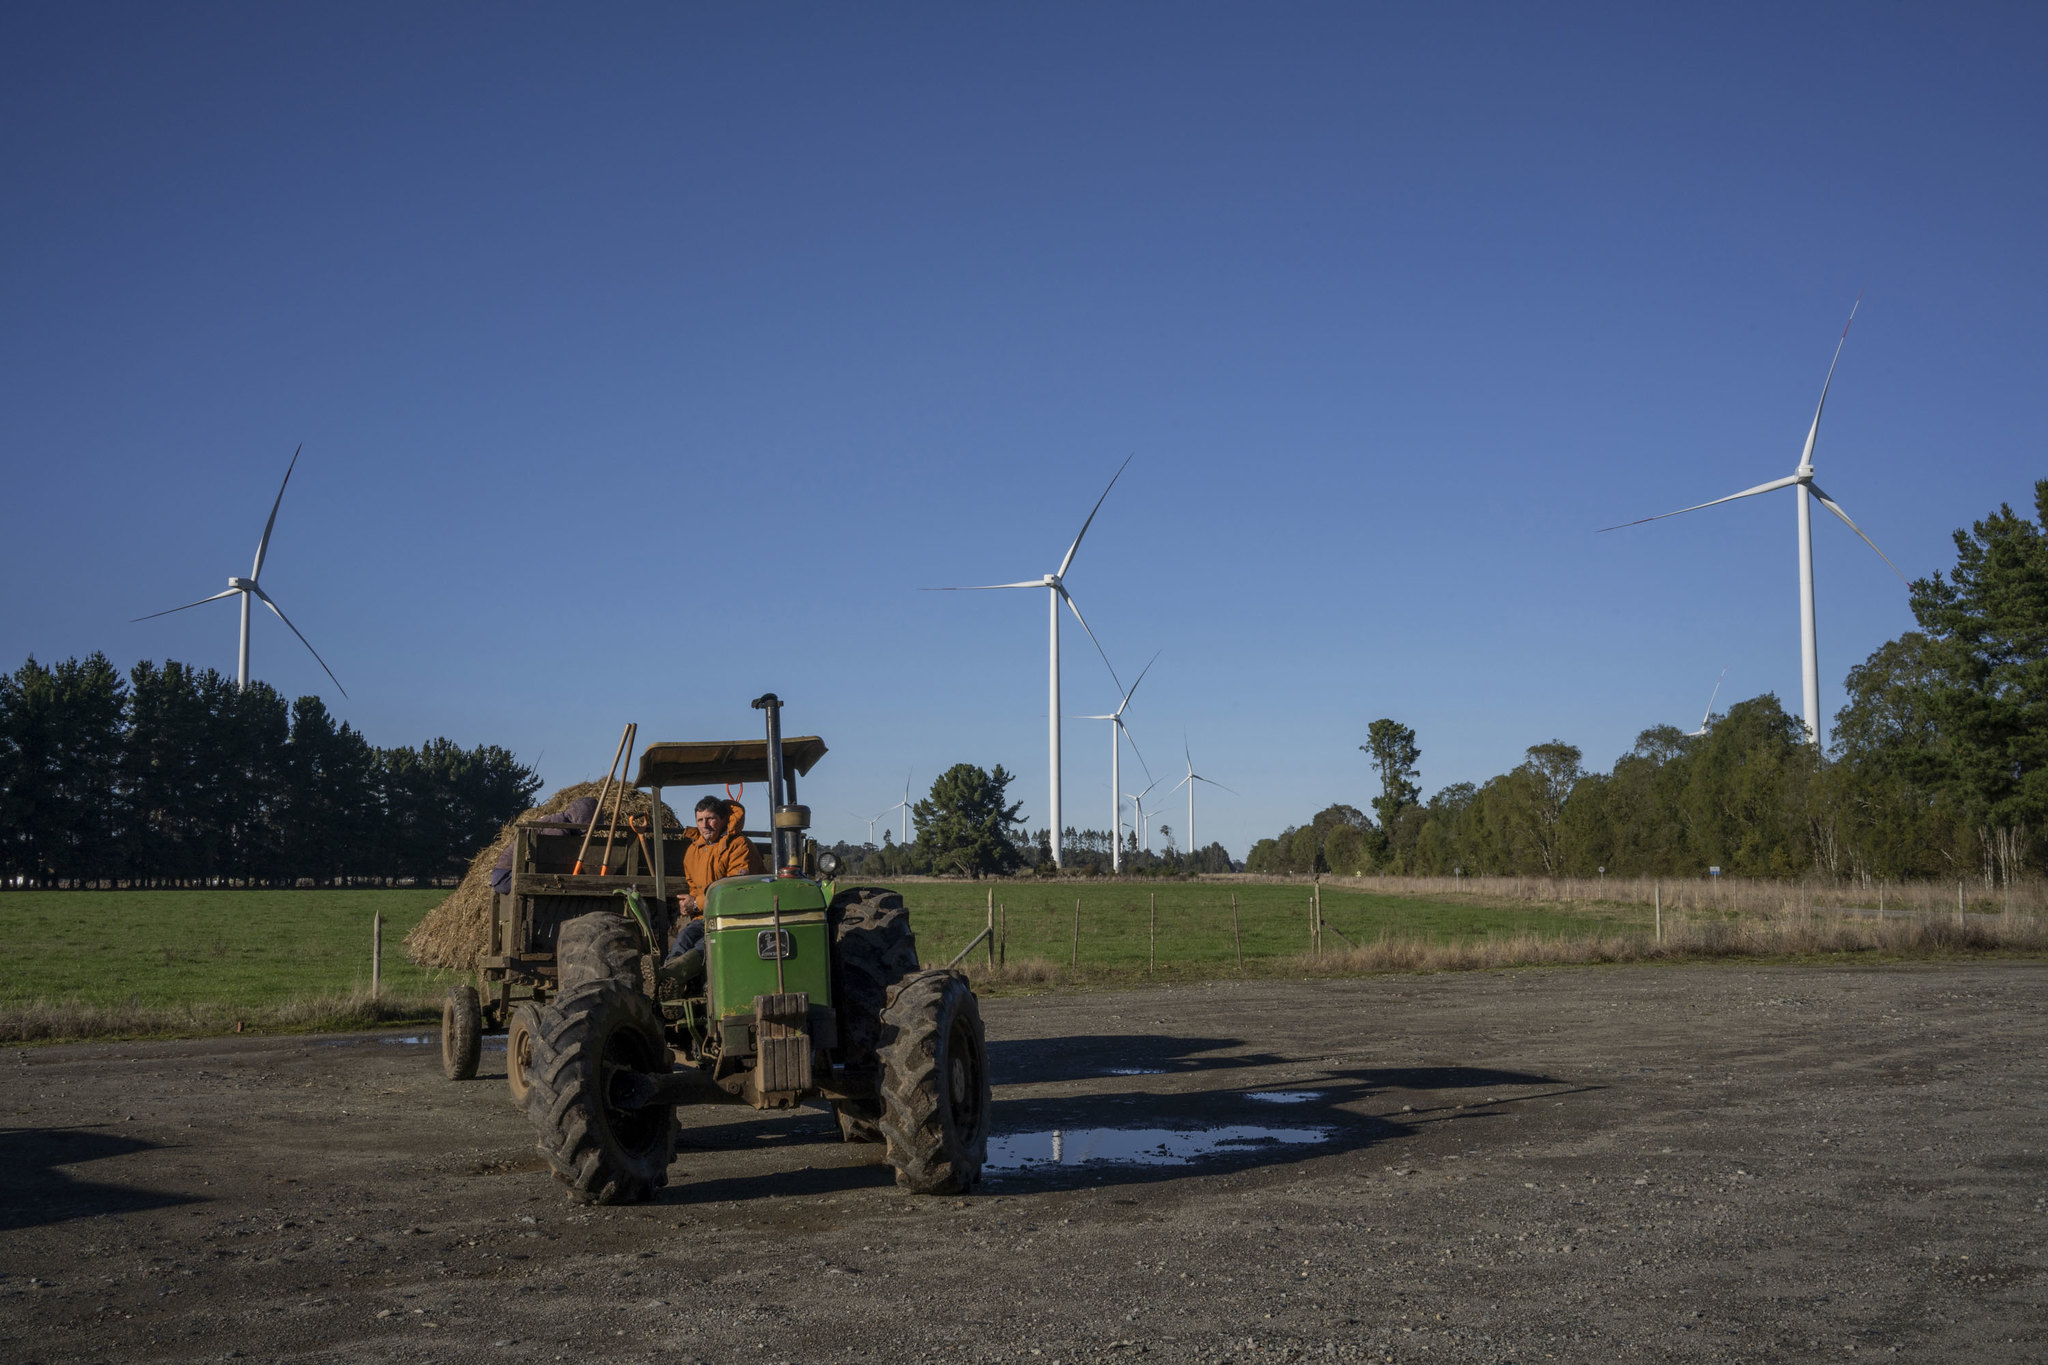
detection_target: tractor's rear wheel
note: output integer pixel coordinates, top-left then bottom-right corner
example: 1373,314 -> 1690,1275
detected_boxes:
878,969 -> 989,1193
832,1098 -> 883,1144
524,980 -> 676,1204
829,888 -> 920,1094
505,1002 -> 542,1108
441,984 -> 482,1080
556,912 -> 642,991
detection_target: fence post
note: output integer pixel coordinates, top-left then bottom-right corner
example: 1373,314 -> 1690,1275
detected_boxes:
999,903 -> 1007,966
1072,897 -> 1080,968
1958,881 -> 1966,926
987,887 -> 995,967
372,911 -> 383,998
1653,883 -> 1661,945
1231,893 -> 1244,975
1148,892 -> 1156,974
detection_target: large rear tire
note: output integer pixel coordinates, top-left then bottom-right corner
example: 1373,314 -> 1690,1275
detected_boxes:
556,912 -> 642,991
830,887 -> 919,1057
878,969 -> 990,1194
524,980 -> 676,1204
441,984 -> 482,1080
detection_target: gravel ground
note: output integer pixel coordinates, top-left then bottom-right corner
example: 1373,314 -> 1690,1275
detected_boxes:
2,961 -> 2044,1363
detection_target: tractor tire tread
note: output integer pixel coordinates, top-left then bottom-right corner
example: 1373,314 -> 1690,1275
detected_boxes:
522,979 -> 676,1204
877,968 -> 989,1194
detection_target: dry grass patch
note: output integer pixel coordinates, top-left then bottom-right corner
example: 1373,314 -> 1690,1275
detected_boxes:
0,988 -> 444,1045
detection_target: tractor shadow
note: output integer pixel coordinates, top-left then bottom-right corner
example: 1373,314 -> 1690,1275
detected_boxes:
0,1126 -> 205,1231
657,1036 -> 1579,1201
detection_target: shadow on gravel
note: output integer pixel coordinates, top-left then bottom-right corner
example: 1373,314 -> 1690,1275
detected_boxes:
0,1126 -> 205,1230
986,1034 -> 1287,1084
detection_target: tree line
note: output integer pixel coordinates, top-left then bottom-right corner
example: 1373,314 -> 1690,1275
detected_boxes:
825,762 -> 1237,879
0,655 -> 541,888
1251,481 -> 2048,886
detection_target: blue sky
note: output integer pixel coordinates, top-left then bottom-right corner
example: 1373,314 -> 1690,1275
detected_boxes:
4,4 -> 2044,857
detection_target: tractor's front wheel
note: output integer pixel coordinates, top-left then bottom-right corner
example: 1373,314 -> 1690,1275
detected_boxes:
524,980 -> 676,1204
441,984 -> 482,1080
878,969 -> 990,1193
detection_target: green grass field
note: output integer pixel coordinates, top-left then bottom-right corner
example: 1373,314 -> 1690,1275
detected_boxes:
867,880 -> 1634,976
0,889 -> 450,1012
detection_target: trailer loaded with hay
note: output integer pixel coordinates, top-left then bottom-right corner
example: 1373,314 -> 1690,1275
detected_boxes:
431,692 -> 990,1202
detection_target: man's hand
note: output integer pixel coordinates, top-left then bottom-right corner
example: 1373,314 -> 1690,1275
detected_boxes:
676,892 -> 699,918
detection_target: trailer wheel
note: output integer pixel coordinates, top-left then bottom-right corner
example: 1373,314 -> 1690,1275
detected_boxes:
505,1002 -> 542,1108
878,969 -> 989,1194
557,912 -> 642,991
524,980 -> 676,1204
441,984 -> 482,1080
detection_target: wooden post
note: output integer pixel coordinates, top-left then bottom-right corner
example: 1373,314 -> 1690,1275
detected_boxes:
371,911 -> 383,998
987,887 -> 996,967
1071,897 -> 1081,968
999,902 -> 1007,966
1148,892 -> 1156,974
1958,881 -> 1966,926
1654,882 -> 1662,944
1231,893 -> 1244,975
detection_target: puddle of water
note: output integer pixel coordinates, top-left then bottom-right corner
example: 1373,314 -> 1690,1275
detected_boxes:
1103,1067 -> 1166,1076
1245,1091 -> 1324,1104
985,1125 -> 1332,1171
380,1036 -> 431,1045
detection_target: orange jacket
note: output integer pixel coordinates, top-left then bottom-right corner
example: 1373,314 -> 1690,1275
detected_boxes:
679,801 -> 763,914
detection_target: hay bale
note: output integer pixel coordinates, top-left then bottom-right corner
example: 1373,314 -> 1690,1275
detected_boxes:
404,782 -> 680,971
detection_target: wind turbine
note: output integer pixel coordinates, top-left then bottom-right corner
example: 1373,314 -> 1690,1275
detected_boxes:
1073,652 -> 1158,873
887,775 -> 913,845
1687,668 -> 1727,739
849,809 -> 888,847
1601,296 -> 1903,747
930,456 -> 1130,866
1125,777 -> 1164,856
133,445 -> 346,697
1168,738 -> 1235,858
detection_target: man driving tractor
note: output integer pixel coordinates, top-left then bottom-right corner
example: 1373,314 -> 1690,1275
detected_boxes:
664,796 -> 764,978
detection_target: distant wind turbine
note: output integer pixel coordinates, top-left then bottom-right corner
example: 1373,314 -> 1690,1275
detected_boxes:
930,456 -> 1130,865
1125,777 -> 1164,856
133,445 -> 346,697
1169,738 -> 1235,857
1073,652 -> 1158,873
1601,296 -> 1903,747
1688,669 -> 1727,738
849,809 -> 888,846
887,774 -> 913,845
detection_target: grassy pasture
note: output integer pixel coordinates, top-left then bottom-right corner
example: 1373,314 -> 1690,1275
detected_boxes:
0,890 -> 449,1038
884,880 -> 1629,978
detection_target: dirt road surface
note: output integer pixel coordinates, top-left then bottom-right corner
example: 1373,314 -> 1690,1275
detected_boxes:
4,963 -> 2044,1363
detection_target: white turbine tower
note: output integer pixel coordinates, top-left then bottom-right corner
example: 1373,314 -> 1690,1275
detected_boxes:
932,456 -> 1130,866
1602,297 -> 1903,747
849,809 -> 888,847
1169,738 -> 1234,859
134,445 -> 346,697
1073,652 -> 1158,873
1687,668 -> 1727,738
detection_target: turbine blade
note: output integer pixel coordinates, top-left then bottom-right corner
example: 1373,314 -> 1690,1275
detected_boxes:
1117,718 -> 1152,783
1797,291 -> 1863,473
132,588 -> 241,622
1192,774 -> 1238,796
924,580 -> 1045,591
1057,585 -> 1122,692
1598,474 -> 1802,532
1115,650 -> 1160,716
1055,453 -> 1134,580
251,444 -> 302,580
1806,482 -> 1908,583
249,585 -> 348,697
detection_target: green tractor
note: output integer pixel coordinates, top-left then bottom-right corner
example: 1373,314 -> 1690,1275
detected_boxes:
501,693 -> 990,1202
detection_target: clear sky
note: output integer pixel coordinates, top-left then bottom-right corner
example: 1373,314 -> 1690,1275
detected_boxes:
4,4 -> 2044,857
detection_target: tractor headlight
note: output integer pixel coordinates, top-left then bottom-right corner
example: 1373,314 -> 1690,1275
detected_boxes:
817,851 -> 842,878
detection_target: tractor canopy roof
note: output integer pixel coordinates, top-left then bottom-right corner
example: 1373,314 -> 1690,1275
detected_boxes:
631,737 -> 827,789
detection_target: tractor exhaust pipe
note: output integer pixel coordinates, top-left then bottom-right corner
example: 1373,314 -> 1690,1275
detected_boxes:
751,693 -> 808,877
